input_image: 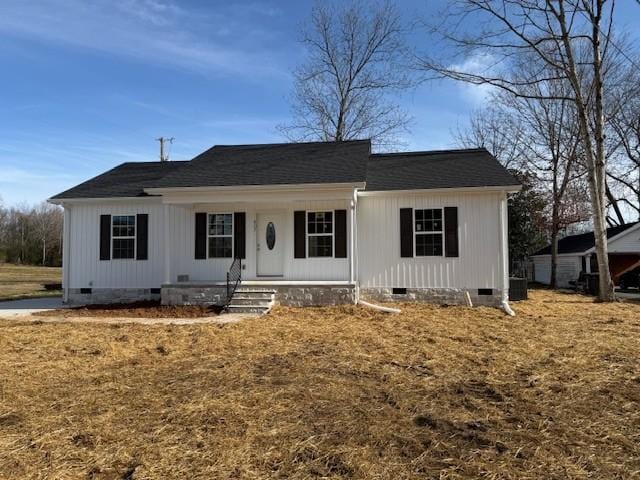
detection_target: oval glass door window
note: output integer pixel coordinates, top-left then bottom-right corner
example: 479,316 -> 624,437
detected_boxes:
266,222 -> 276,250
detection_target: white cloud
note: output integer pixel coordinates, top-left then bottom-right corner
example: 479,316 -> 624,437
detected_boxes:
0,0 -> 289,78
449,52 -> 498,106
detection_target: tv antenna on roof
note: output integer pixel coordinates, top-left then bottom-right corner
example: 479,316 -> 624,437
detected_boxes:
156,137 -> 174,162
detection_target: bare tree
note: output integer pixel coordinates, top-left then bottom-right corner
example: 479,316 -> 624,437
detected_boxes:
33,202 -> 63,266
279,1 -> 412,149
457,73 -> 590,287
0,202 -> 63,266
419,0 -> 621,301
454,105 -> 529,170
608,68 -> 640,221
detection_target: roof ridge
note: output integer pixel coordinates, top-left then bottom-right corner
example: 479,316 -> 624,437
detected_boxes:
212,139 -> 371,149
119,160 -> 190,165
371,147 -> 490,158
560,221 -> 639,240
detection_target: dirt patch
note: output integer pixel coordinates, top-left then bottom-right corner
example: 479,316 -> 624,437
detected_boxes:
34,300 -> 221,318
1,290 -> 639,478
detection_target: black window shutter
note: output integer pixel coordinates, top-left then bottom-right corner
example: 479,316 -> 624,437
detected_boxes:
335,209 -> 347,258
136,213 -> 148,260
444,206 -> 459,257
234,212 -> 246,259
195,212 -> 207,259
400,208 -> 413,258
99,214 -> 111,260
294,210 -> 306,259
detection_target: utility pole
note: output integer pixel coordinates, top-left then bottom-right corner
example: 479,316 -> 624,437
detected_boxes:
156,137 -> 174,162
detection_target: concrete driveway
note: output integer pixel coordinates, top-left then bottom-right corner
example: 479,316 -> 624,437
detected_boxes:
0,296 -> 257,324
616,289 -> 640,301
0,296 -> 67,317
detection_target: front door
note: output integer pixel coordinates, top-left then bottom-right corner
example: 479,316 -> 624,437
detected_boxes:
257,213 -> 285,276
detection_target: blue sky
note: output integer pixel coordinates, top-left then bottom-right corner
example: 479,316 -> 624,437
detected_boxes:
1,0 -> 639,206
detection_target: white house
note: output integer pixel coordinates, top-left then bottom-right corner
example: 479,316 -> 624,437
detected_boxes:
532,222 -> 640,288
49,140 -> 521,312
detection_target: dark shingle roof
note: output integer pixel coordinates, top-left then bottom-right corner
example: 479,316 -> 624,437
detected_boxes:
366,148 -> 520,191
50,142 -> 520,200
533,222 -> 640,255
151,140 -> 370,189
50,161 -> 188,200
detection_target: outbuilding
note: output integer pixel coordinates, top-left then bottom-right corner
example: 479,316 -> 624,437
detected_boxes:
531,222 -> 640,288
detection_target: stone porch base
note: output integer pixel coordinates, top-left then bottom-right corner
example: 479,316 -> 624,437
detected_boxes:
161,283 -> 356,307
359,287 -> 503,307
67,288 -> 160,305
66,285 -> 502,308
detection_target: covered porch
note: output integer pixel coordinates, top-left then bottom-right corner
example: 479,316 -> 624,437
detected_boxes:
152,183 -> 361,307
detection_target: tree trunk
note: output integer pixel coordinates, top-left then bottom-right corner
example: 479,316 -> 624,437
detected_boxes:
550,192 -> 560,289
590,0 -> 615,301
555,0 -> 615,301
550,227 -> 559,289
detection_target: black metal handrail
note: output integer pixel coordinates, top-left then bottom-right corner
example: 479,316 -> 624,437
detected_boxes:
225,257 -> 242,310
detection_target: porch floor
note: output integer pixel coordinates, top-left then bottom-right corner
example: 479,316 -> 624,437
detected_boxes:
162,280 -> 356,288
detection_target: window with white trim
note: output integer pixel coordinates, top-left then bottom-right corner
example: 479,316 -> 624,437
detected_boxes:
307,211 -> 333,257
415,209 -> 443,256
112,215 -> 136,259
208,213 -> 233,258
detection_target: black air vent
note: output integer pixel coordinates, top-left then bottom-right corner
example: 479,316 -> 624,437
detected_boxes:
392,287 -> 407,295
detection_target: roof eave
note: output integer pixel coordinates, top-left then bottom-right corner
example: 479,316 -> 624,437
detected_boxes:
358,184 -> 522,196
144,182 -> 366,195
583,222 -> 640,254
47,195 -> 162,205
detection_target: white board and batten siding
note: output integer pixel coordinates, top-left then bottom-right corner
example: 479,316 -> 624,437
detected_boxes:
64,198 -> 351,289
167,199 -> 351,283
64,191 -> 508,292
66,200 -> 165,289
357,191 -> 503,290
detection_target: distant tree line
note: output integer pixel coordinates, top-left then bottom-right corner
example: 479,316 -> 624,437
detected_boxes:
0,200 -> 63,267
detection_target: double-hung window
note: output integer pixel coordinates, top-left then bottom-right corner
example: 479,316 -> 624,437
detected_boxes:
208,213 -> 233,258
307,211 -> 333,257
112,215 -> 136,259
415,209 -> 443,256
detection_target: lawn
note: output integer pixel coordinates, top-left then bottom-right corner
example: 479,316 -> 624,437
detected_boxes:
0,263 -> 62,301
0,290 -> 638,479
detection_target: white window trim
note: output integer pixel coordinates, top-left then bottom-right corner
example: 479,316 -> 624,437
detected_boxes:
414,208 -> 444,257
307,210 -> 335,258
111,214 -> 136,260
207,212 -> 234,259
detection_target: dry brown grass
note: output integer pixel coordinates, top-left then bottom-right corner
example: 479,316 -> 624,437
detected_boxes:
35,301 -> 221,319
0,290 -> 639,479
0,263 -> 61,301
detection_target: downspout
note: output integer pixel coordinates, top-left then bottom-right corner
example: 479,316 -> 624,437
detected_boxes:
351,187 -> 399,313
62,206 -> 71,303
499,193 -> 515,316
163,204 -> 171,285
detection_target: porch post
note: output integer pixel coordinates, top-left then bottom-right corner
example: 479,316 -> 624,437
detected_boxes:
349,189 -> 357,284
586,254 -> 592,273
163,204 -> 171,285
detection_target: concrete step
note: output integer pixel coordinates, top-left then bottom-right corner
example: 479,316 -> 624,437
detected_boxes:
235,289 -> 277,294
231,297 -> 274,306
227,304 -> 272,314
233,292 -> 274,300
